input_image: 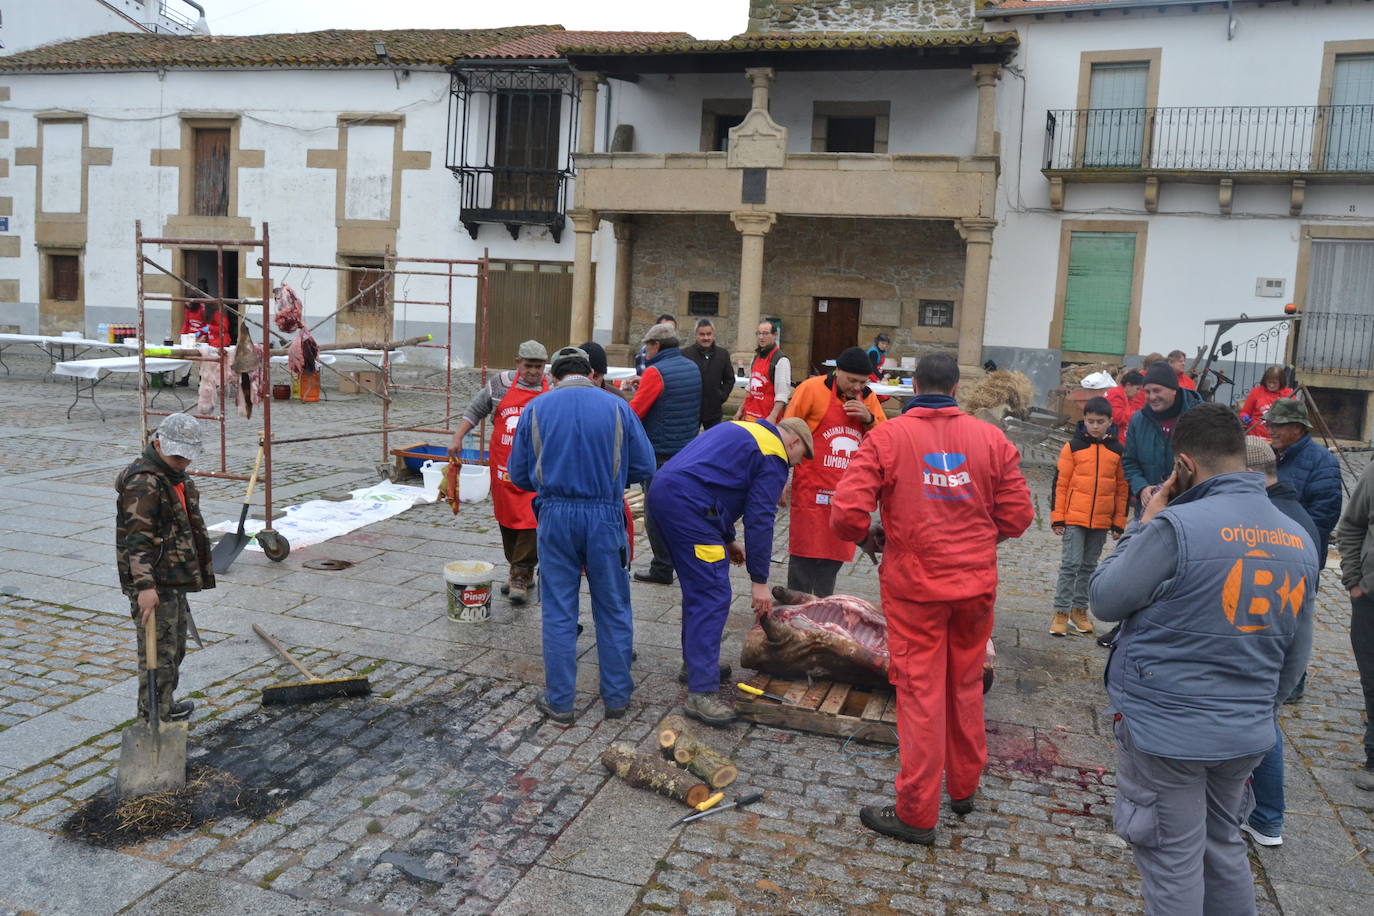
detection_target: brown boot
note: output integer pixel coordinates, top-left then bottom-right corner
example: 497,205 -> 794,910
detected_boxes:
508,574 -> 528,606
1069,608 -> 1094,635
1050,611 -> 1069,637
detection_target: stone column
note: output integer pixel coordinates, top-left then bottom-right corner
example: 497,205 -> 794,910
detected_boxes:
955,217 -> 997,371
576,72 -> 603,155
972,64 -> 1001,157
730,211 -> 777,360
745,67 -> 775,112
606,218 -> 635,365
568,208 -> 600,346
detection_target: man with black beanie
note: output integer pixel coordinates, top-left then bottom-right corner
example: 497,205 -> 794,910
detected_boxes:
781,346 -> 886,597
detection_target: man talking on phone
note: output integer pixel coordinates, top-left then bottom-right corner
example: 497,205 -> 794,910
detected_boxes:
1089,405 -> 1316,916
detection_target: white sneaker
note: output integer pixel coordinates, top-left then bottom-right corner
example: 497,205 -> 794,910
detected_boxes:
1240,822 -> 1282,847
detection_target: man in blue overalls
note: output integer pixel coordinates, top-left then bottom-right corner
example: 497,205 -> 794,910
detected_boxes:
510,347 -> 656,725
646,416 -> 813,726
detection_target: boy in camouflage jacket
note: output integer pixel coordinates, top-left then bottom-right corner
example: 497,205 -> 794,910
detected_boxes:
116,413 -> 214,720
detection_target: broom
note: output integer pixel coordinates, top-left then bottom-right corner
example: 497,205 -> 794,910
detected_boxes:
252,625 -> 372,706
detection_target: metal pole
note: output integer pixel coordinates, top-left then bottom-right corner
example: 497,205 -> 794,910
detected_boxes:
261,223 -> 274,530
215,244 -> 228,473
135,221 -> 149,445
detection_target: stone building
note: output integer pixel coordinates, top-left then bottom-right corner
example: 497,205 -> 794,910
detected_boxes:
564,0 -> 1013,373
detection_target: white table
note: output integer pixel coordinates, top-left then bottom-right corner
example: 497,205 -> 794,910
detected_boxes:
52,356 -> 192,420
605,366 -> 636,382
732,375 -> 914,398
0,333 -> 126,376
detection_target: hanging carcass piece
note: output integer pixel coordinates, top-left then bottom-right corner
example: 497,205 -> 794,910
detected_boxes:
741,587 -> 891,689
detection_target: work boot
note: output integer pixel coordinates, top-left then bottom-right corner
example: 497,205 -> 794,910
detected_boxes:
678,662 -> 732,685
535,694 -> 574,725
950,793 -> 975,816
1050,611 -> 1069,637
508,574 -> 528,606
500,576 -> 512,596
1069,608 -> 1094,635
859,805 -> 935,845
633,570 -> 673,585
683,692 -> 736,727
167,699 -> 194,721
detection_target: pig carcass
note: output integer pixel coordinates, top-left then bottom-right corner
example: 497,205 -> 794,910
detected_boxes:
740,586 -> 995,693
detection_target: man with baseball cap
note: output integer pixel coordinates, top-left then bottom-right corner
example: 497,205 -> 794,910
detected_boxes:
510,346 -> 656,724
116,413 -> 215,722
448,340 -> 549,604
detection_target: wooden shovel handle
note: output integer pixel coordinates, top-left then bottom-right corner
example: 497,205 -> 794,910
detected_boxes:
243,446 -> 265,505
144,607 -> 158,671
252,624 -> 319,681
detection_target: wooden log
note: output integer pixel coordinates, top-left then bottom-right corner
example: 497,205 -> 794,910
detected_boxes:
684,745 -> 739,790
657,714 -> 692,754
601,743 -> 709,808
656,714 -> 740,788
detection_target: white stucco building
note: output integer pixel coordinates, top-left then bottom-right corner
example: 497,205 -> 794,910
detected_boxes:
0,0 -> 206,55
979,0 -> 1374,434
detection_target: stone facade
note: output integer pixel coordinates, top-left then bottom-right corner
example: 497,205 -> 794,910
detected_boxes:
746,0 -> 978,35
628,214 -> 966,372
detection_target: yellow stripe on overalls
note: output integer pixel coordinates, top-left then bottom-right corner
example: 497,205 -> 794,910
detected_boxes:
729,421 -> 787,461
694,544 -> 726,563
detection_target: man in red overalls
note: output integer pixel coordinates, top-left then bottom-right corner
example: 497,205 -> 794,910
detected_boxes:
832,354 -> 1033,845
448,340 -> 548,604
782,346 -> 886,598
734,320 -> 792,423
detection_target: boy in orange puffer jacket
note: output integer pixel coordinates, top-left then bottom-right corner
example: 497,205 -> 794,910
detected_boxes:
1050,397 -> 1128,637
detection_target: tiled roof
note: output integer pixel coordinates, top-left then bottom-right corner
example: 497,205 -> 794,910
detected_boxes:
0,26 -> 556,72
472,30 -> 692,60
561,30 -> 1018,56
980,0 -> 1229,14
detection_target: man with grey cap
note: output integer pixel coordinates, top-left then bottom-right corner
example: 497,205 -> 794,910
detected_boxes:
629,322 -> 702,585
448,340 -> 549,604
116,413 -> 215,722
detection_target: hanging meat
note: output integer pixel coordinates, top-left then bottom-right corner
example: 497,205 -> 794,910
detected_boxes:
741,587 -> 996,693
274,283 -> 317,374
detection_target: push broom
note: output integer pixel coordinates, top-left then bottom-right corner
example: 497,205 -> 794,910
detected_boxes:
252,625 -> 372,706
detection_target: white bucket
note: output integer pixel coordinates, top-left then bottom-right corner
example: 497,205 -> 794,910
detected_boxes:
419,460 -> 444,501
459,465 -> 490,503
444,560 -> 494,623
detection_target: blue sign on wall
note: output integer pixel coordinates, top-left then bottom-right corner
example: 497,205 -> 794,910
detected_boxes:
0,217 -> 8,232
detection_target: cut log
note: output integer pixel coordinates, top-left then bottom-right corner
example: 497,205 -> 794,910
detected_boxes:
601,743 -> 710,808
657,714 -> 692,754
684,745 -> 738,790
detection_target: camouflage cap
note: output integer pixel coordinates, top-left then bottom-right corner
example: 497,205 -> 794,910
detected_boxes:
1265,397 -> 1310,428
154,413 -> 203,461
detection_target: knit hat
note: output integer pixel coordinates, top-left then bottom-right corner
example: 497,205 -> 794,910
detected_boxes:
578,341 -> 608,376
835,347 -> 872,375
1142,362 -> 1179,390
154,413 -> 203,461
1265,397 -> 1310,428
516,340 -> 548,361
774,417 -> 815,460
1245,436 -> 1277,473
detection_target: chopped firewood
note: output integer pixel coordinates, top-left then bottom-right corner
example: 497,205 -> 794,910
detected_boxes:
656,715 -> 739,789
601,743 -> 710,808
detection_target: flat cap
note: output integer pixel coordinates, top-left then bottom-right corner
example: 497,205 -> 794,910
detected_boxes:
1244,436 -> 1277,473
641,323 -> 678,344
516,340 -> 548,361
774,417 -> 814,461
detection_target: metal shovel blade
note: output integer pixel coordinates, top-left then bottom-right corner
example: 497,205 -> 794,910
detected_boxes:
116,719 -> 188,797
211,525 -> 250,575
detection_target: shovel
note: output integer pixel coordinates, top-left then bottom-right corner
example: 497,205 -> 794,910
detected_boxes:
116,609 -> 188,796
212,445 -> 264,574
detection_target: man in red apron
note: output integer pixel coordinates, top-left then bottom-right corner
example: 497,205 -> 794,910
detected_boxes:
735,320 -> 792,423
783,346 -> 886,597
448,340 -> 548,604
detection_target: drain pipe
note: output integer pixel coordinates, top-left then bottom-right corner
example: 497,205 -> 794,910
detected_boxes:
176,0 -> 212,35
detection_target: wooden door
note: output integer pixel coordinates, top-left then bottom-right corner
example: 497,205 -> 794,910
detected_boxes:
810,297 -> 860,373
192,128 -> 231,217
341,262 -> 392,342
477,261 -> 574,366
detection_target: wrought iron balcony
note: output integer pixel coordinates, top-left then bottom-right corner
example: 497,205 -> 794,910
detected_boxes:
1043,105 -> 1374,175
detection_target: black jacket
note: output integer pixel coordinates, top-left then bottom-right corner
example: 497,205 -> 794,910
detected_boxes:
683,342 -> 736,426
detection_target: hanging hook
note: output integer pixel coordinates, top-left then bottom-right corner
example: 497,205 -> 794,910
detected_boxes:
301,270 -> 312,293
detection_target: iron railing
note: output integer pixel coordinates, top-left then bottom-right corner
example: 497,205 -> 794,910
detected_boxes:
1044,105 -> 1374,173
1293,312 -> 1374,377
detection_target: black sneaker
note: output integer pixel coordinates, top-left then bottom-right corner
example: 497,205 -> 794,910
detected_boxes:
950,794 -> 975,815
534,694 -> 574,725
1096,623 -> 1121,649
859,805 -> 935,845
678,662 -> 732,685
167,699 -> 194,721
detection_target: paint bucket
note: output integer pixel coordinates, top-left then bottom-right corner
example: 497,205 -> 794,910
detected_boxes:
419,460 -> 444,500
298,370 -> 320,403
444,560 -> 493,623
459,465 -> 490,503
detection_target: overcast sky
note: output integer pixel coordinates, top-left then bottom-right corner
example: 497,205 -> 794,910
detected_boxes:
206,0 -> 748,40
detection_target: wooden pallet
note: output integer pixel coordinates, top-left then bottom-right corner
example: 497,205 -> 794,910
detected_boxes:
735,674 -> 899,745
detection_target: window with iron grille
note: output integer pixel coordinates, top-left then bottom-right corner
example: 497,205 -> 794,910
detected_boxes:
918,300 -> 954,328
687,291 -> 720,316
50,254 -> 80,301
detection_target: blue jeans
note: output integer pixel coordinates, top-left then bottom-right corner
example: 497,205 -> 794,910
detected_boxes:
1247,716 -> 1284,836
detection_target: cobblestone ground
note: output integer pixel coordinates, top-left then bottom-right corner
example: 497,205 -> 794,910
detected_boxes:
0,347 -> 1371,914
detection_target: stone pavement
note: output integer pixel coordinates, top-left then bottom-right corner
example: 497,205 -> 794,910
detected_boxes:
0,348 -> 1371,915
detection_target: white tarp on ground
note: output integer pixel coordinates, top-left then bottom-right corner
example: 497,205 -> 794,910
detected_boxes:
209,480 -> 434,552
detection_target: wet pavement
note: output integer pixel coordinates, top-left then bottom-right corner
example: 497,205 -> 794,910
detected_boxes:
0,348 -> 1371,915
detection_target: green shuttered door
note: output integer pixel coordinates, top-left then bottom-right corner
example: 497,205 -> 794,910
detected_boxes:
1063,231 -> 1136,355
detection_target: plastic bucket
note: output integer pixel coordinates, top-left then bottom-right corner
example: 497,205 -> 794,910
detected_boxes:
419,460 -> 444,500
298,370 -> 321,403
444,560 -> 494,623
459,465 -> 490,503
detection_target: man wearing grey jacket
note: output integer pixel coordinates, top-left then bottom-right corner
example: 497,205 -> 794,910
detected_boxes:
1335,459 -> 1374,792
1090,405 -> 1317,916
